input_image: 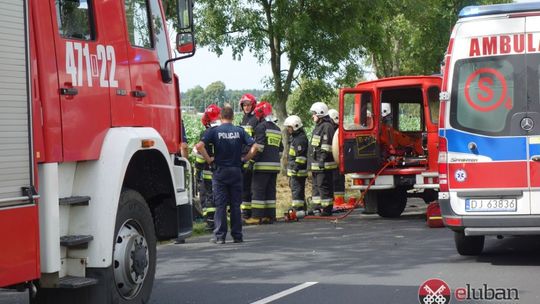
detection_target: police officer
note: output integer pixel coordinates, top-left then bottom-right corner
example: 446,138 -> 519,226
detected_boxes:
193,105 -> 221,230
284,115 -> 308,212
309,102 -> 336,216
247,101 -> 283,224
238,93 -> 259,221
196,106 -> 256,244
328,109 -> 346,209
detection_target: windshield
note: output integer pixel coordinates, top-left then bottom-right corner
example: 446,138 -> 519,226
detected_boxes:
449,54 -> 540,136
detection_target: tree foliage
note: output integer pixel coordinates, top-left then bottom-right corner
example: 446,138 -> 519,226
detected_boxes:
192,0 -> 375,121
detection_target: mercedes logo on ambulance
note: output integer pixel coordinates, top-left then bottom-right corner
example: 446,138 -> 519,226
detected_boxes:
521,117 -> 534,131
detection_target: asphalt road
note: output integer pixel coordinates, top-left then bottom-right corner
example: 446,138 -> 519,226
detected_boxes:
3,201 -> 540,304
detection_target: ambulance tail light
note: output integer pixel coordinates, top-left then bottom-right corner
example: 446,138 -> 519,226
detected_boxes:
438,136 -> 449,192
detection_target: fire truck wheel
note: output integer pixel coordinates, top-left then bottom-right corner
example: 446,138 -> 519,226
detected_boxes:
454,231 -> 484,256
376,188 -> 407,218
109,189 -> 157,303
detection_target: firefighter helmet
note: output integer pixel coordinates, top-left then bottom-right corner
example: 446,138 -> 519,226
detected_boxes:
254,101 -> 273,120
239,93 -> 257,109
381,103 -> 391,117
204,104 -> 221,123
328,109 -> 339,124
201,113 -> 210,127
283,115 -> 303,131
310,102 -> 329,117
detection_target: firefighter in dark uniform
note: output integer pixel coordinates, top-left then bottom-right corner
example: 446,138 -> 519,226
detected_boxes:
238,93 -> 259,221
309,102 -> 336,216
246,101 -> 283,224
328,108 -> 346,209
284,115 -> 308,212
196,106 -> 256,244
193,105 -> 221,230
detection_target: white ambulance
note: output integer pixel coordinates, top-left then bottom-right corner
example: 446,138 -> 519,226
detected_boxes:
439,3 -> 540,255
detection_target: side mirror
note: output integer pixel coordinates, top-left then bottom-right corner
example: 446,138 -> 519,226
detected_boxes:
176,32 -> 195,54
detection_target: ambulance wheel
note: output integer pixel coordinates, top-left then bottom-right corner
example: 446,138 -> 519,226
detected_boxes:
454,231 -> 484,256
376,188 -> 407,218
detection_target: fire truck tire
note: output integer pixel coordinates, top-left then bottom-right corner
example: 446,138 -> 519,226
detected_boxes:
376,188 -> 407,218
454,231 -> 484,256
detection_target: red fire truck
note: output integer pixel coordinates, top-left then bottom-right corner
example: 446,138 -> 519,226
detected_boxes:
0,0 -> 195,303
337,76 -> 441,217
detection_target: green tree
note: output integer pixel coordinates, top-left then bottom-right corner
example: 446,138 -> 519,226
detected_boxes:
193,0 -> 374,121
365,0 -> 512,77
204,81 -> 227,106
183,85 -> 205,111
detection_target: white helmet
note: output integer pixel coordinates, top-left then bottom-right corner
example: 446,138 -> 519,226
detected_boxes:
284,115 -> 303,131
310,102 -> 329,117
328,109 -> 339,124
381,103 -> 391,117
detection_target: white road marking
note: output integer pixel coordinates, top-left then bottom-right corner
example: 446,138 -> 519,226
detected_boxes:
250,282 -> 318,304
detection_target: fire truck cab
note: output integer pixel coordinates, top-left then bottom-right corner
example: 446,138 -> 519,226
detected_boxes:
338,76 -> 441,218
439,2 -> 540,256
0,0 -> 195,303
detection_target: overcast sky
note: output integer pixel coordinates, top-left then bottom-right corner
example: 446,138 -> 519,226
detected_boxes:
174,47 -> 270,91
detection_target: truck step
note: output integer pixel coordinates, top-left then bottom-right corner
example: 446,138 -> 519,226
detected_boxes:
58,276 -> 98,289
60,235 -> 93,248
59,196 -> 91,206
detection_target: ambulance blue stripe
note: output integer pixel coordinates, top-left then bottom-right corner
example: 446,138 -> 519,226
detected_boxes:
444,129 -> 527,161
529,144 -> 540,157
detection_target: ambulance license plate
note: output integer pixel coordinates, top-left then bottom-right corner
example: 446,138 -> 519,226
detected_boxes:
465,199 -> 517,212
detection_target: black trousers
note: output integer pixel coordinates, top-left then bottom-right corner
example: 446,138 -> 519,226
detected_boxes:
333,170 -> 345,198
241,170 -> 253,217
212,167 -> 243,241
289,176 -> 306,211
251,171 -> 277,219
312,170 -> 334,213
200,177 -> 215,226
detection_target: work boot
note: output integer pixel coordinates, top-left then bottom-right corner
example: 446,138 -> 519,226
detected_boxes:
261,217 -> 274,224
243,217 -> 261,225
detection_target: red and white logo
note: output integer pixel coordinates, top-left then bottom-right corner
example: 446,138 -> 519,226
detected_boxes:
419,278 -> 451,304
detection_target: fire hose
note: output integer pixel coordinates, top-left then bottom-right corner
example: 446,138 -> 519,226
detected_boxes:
298,156 -> 403,222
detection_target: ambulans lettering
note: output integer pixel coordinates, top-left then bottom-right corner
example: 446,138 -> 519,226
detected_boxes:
218,132 -> 240,139
469,34 -> 540,57
65,42 -> 118,88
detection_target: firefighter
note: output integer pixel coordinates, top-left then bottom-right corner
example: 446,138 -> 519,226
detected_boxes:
328,109 -> 346,209
196,106 -> 257,244
309,102 -> 336,216
193,105 -> 221,231
246,101 -> 283,224
284,115 -> 308,212
239,93 -> 259,221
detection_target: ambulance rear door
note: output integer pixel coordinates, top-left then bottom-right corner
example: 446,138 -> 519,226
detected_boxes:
447,15 -> 531,216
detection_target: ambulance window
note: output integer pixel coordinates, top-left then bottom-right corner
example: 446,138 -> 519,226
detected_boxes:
343,92 -> 373,131
56,0 -> 94,40
427,86 -> 440,124
125,0 -> 153,48
149,0 -> 169,67
398,103 -> 422,132
451,57 -> 518,135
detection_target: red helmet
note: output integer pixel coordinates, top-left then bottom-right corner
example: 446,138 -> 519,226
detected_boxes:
204,104 -> 221,122
239,93 -> 257,109
254,101 -> 272,119
200,113 -> 210,127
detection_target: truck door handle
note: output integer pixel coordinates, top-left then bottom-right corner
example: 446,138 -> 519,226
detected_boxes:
131,90 -> 147,98
59,88 -> 78,96
532,155 -> 540,161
